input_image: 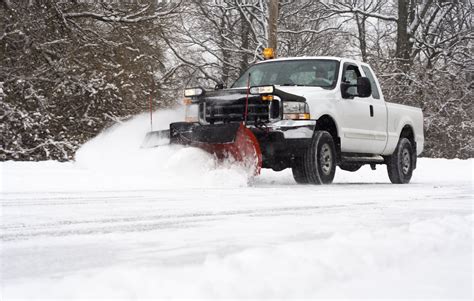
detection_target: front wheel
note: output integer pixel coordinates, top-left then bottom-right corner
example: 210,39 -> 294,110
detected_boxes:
292,157 -> 309,184
387,138 -> 415,184
299,131 -> 336,185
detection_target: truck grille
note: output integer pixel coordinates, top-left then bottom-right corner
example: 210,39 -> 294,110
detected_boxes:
202,102 -> 270,124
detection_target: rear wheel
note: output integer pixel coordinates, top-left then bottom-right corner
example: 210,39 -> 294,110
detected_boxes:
387,138 -> 414,184
294,131 -> 336,185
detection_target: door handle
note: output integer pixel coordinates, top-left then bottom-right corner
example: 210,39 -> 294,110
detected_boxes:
369,105 -> 374,117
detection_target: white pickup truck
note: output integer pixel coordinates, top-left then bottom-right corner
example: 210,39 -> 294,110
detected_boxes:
153,57 -> 424,184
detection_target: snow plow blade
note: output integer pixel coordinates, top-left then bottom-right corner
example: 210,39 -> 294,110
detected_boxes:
144,122 -> 262,174
141,130 -> 170,148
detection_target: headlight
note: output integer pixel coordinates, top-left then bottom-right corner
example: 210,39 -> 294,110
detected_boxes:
184,87 -> 204,97
185,104 -> 199,123
283,102 -> 310,120
250,85 -> 274,95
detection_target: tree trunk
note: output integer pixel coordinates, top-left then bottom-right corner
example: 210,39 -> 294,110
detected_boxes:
355,13 -> 368,62
219,16 -> 230,85
240,10 -> 250,73
395,0 -> 410,71
267,0 -> 279,54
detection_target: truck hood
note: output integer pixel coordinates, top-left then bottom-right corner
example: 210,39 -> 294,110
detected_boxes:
274,86 -> 337,101
224,85 -> 337,101
201,89 -> 258,105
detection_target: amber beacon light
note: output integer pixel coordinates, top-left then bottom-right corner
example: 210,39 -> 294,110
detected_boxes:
262,48 -> 275,60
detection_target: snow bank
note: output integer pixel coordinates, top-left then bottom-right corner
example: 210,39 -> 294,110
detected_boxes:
257,157 -> 473,186
1,158 -> 472,194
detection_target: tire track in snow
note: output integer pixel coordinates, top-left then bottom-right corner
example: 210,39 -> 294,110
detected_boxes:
1,202 -> 359,241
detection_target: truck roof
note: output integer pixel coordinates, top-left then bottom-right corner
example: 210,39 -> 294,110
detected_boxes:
255,56 -> 361,65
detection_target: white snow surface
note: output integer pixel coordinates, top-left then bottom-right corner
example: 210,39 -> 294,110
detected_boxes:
1,110 -> 473,300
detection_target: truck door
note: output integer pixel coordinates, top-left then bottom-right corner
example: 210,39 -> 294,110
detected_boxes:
361,64 -> 388,153
338,63 -> 387,154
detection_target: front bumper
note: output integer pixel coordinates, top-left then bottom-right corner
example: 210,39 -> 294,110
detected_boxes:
168,120 -> 316,170
267,120 -> 316,139
253,120 -> 316,170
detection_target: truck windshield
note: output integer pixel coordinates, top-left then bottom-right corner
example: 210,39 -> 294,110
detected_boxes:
232,59 -> 339,89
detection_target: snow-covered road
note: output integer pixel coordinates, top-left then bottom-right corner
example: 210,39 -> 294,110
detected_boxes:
1,112 -> 473,299
2,160 -> 472,299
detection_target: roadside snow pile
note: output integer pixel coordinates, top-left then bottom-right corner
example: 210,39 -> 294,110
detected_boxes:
257,157 -> 473,186
74,108 -> 250,189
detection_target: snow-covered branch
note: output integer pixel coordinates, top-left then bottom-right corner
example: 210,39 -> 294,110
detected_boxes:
64,1 -> 182,23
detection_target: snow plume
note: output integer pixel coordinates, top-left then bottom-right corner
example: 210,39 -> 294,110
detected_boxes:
74,107 -> 250,190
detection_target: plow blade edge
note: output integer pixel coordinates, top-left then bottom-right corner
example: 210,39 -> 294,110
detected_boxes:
171,122 -> 263,174
142,130 -> 170,148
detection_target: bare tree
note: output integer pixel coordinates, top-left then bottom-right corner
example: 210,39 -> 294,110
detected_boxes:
0,0 -> 181,160
321,0 -> 473,158
1,0 -> 470,160
158,0 -> 350,89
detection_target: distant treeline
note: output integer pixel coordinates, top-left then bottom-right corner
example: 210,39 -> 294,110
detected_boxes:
0,0 -> 472,161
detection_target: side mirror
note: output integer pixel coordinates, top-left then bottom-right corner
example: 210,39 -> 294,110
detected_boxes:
357,77 -> 371,98
341,77 -> 372,99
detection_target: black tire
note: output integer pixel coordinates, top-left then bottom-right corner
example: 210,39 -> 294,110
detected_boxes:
292,157 -> 309,184
387,138 -> 414,184
339,163 -> 362,172
303,131 -> 336,185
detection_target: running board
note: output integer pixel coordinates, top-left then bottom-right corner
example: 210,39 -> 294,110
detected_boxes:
341,155 -> 385,163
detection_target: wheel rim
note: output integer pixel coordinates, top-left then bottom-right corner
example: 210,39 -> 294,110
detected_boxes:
402,148 -> 411,174
319,143 -> 333,175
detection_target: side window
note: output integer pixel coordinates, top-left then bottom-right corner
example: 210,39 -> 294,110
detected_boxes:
342,64 -> 361,96
362,66 -> 381,99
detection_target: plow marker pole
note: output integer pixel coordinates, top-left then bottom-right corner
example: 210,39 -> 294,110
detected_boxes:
149,94 -> 153,132
244,73 -> 251,126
